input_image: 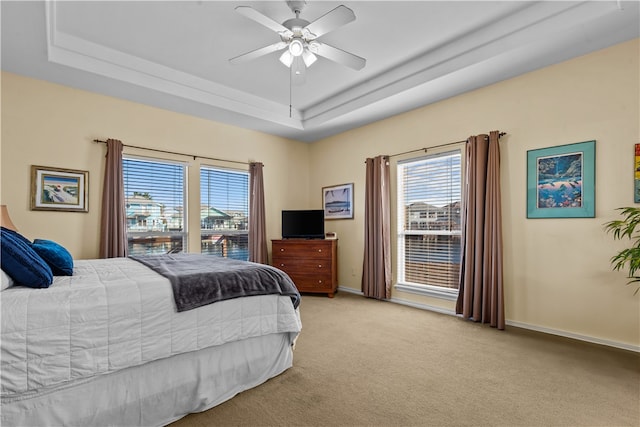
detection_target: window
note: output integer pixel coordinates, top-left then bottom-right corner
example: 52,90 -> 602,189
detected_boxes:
123,157 -> 186,255
200,166 -> 249,260
397,149 -> 462,298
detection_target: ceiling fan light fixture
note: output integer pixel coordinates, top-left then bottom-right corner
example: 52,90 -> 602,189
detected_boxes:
308,40 -> 320,54
289,39 -> 304,57
279,50 -> 294,67
302,49 -> 317,67
291,56 -> 306,85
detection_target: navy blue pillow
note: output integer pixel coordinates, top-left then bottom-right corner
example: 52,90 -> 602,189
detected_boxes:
0,227 -> 53,288
32,239 -> 74,276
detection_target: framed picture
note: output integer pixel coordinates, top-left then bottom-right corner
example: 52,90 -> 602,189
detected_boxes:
635,143 -> 640,203
31,165 -> 89,212
323,183 -> 354,220
526,140 -> 595,218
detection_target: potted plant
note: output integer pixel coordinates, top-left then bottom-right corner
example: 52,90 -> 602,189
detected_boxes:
604,207 -> 640,295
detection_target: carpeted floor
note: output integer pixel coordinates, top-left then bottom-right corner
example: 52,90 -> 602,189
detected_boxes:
171,292 -> 640,427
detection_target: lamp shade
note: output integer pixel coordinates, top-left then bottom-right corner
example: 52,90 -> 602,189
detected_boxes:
288,39 -> 304,57
0,205 -> 18,232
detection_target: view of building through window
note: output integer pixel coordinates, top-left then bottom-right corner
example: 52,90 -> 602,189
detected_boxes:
397,150 -> 462,290
200,166 -> 249,260
123,157 -> 186,255
122,159 -> 250,259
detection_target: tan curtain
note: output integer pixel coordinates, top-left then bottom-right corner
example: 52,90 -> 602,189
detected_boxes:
456,131 -> 504,329
99,139 -> 128,258
362,155 -> 391,300
249,162 -> 268,264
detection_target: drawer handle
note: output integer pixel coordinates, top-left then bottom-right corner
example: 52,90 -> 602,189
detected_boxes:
318,280 -> 323,284
318,264 -> 322,268
318,249 -> 322,252
280,248 -> 284,252
279,263 -> 285,267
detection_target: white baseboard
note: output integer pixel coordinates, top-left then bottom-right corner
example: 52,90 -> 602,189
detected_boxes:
337,286 -> 640,353
504,319 -> 640,353
337,286 -> 363,296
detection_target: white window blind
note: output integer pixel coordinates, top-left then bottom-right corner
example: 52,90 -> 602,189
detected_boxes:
123,157 -> 186,255
200,166 -> 249,260
397,150 -> 462,291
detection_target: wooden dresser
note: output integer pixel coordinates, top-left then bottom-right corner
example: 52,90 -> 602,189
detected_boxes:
271,239 -> 338,298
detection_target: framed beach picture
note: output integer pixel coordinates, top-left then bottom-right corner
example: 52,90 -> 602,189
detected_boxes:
31,165 -> 89,212
323,183 -> 354,220
526,140 -> 595,218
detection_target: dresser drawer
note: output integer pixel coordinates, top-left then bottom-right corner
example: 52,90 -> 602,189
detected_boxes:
272,257 -> 332,272
272,241 -> 333,260
294,275 -> 334,290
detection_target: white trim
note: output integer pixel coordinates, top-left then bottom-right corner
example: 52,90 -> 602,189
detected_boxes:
337,286 -> 362,296
338,286 -> 639,353
394,283 -> 458,301
505,320 -> 640,353
45,3 -> 303,129
389,296 -> 457,316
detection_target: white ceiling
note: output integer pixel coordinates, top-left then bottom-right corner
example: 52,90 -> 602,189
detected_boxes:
2,1 -> 639,142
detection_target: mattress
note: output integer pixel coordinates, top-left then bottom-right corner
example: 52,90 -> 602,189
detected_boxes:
0,257 -> 302,400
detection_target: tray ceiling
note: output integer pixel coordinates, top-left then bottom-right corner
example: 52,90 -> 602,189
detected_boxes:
2,1 -> 638,142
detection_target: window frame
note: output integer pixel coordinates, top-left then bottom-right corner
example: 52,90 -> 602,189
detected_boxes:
199,164 -> 250,260
123,154 -> 188,255
395,145 -> 464,301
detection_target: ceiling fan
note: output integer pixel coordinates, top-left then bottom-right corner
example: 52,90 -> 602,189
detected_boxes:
229,1 -> 366,84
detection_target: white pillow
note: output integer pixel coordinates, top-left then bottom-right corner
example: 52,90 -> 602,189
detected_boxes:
1,269 -> 14,291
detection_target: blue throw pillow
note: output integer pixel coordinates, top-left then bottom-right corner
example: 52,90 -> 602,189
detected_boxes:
0,227 -> 53,288
32,239 -> 74,276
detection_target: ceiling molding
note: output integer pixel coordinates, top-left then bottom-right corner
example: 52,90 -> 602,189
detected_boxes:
45,2 -> 304,129
1,1 -> 636,142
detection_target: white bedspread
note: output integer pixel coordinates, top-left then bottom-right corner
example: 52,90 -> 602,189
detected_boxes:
0,257 -> 301,400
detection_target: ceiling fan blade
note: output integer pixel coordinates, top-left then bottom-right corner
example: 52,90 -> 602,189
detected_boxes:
303,5 -> 355,39
313,42 -> 366,71
229,42 -> 288,65
235,6 -> 293,37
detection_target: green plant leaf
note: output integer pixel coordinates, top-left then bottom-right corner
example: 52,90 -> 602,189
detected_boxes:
604,207 -> 640,295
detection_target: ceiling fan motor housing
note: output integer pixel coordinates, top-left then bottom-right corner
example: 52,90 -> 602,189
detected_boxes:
281,18 -> 311,38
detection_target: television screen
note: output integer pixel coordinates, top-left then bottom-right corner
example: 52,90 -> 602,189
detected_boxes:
282,210 -> 325,239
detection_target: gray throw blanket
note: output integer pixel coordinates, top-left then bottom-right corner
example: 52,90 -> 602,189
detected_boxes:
130,253 -> 300,312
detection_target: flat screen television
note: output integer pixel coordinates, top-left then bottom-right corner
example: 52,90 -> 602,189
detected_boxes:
282,209 -> 325,239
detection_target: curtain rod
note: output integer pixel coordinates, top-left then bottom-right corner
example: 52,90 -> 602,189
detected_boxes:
385,132 -> 507,159
93,139 -> 250,166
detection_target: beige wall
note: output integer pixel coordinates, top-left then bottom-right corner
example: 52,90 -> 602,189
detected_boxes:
310,39 -> 640,349
0,72 -> 311,258
2,39 -> 639,350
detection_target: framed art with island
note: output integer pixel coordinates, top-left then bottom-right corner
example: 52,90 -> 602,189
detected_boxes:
322,183 -> 353,220
526,140 -> 595,219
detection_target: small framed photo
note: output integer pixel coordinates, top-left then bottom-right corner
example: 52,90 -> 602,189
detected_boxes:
31,165 -> 89,212
323,183 -> 354,220
526,140 -> 595,218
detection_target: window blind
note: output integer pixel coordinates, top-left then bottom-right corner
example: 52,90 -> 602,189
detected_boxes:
200,166 -> 249,260
398,150 -> 462,289
123,157 -> 186,255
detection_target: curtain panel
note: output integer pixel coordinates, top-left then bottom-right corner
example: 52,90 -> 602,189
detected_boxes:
249,162 -> 268,264
99,139 -> 128,258
456,130 -> 504,329
362,155 -> 391,300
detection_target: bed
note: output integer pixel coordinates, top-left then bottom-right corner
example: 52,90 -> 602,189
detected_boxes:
0,245 -> 302,426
